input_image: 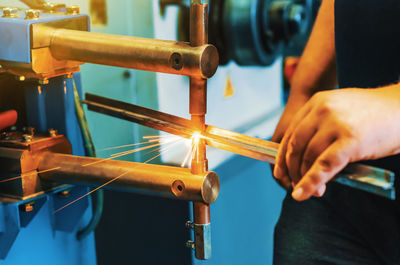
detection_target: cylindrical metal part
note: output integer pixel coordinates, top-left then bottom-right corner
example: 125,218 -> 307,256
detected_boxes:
190,3 -> 208,46
190,3 -> 212,260
193,202 -> 211,224
45,28 -> 218,79
38,152 -> 220,204
190,79 -> 208,117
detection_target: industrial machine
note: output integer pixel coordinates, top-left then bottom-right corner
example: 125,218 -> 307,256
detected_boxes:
0,1 -> 396,265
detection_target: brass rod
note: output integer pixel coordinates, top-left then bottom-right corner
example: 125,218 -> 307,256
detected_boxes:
189,3 -> 211,260
34,27 -> 218,79
38,152 -> 220,204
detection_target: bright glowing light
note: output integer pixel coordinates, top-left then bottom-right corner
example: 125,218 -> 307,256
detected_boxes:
192,132 -> 201,145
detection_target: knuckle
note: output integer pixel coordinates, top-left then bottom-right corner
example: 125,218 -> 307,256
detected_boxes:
308,173 -> 321,186
318,157 -> 335,171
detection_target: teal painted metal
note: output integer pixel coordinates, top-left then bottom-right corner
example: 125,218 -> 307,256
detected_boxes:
25,76 -> 85,156
0,186 -> 96,265
0,11 -> 88,63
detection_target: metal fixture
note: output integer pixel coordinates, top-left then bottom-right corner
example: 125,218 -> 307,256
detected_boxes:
42,28 -> 218,79
0,3 -> 220,260
48,128 -> 57,137
2,7 -> 19,18
66,5 -> 80,15
21,202 -> 34,212
83,94 -> 396,200
25,9 -> 40,20
0,132 -> 220,203
22,134 -> 32,143
39,152 -> 220,204
188,2 -> 212,259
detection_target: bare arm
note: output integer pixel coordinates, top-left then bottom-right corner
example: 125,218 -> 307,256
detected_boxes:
273,0 -> 400,201
272,0 -> 337,188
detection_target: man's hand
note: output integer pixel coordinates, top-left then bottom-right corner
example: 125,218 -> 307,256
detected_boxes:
274,85 -> 400,201
0,110 -> 17,130
271,93 -> 310,189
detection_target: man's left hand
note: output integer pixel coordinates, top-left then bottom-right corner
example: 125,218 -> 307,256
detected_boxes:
274,85 -> 400,201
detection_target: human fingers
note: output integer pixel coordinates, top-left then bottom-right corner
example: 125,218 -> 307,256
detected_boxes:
300,130 -> 337,178
313,184 -> 326,197
292,140 -> 352,201
285,113 -> 317,184
274,104 -> 311,182
0,110 -> 17,130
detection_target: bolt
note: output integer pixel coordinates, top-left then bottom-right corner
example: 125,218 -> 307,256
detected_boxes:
48,128 -> 58,137
0,132 -> 8,140
186,221 -> 195,229
39,79 -> 49,85
66,5 -> 80,15
43,2 -> 56,13
65,73 -> 74,79
21,202 -> 35,212
58,189 -> 71,198
186,241 -> 195,249
22,134 -> 32,143
25,9 -> 40,20
2,7 -> 19,18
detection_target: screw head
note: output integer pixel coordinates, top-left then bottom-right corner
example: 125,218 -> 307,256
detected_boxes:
38,79 -> 49,85
43,2 -> 56,13
22,134 -> 32,143
186,241 -> 195,249
66,5 -> 80,15
2,7 -> 19,18
186,221 -> 195,229
25,9 -> 40,20
21,202 -> 35,212
58,189 -> 71,198
48,128 -> 58,137
0,132 -> 9,140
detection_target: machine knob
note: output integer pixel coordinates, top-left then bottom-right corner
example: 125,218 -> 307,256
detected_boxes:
267,0 -> 307,42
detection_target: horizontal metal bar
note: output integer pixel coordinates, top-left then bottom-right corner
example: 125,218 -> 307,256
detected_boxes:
83,93 -> 396,200
38,152 -> 220,204
34,26 -> 219,79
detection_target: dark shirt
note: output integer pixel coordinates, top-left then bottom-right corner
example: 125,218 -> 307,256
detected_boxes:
335,0 -> 400,182
274,2 -> 400,264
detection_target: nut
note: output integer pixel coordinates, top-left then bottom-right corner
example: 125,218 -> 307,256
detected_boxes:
48,128 -> 58,137
66,5 -> 80,15
22,134 -> 32,143
2,7 -> 19,18
25,9 -> 40,20
21,202 -> 35,212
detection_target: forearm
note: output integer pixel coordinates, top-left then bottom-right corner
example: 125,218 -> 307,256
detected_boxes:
290,0 -> 337,99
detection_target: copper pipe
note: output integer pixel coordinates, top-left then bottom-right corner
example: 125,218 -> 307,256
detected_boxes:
189,3 -> 212,260
38,152 -> 220,204
34,27 -> 218,79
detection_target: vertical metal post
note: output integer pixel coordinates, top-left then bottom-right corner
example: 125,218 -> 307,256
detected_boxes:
188,1 -> 212,260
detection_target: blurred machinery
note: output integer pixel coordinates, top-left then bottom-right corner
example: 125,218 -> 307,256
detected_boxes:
0,1 -> 395,265
0,1 -> 220,262
161,0 -> 322,65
